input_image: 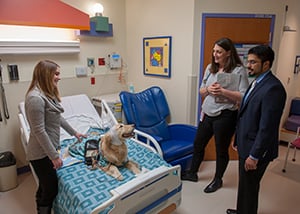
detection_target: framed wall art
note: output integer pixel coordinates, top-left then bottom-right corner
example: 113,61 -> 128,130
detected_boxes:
143,36 -> 172,78
294,55 -> 300,74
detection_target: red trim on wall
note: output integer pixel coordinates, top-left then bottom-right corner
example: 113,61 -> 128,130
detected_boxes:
0,0 -> 90,30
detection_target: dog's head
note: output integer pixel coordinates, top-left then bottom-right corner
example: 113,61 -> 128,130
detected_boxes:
107,123 -> 135,146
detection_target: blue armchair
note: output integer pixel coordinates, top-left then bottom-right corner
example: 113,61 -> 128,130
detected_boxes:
119,86 -> 196,171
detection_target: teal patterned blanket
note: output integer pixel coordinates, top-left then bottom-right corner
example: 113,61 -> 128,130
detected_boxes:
53,127 -> 169,214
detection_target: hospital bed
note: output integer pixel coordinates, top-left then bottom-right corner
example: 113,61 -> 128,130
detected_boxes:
18,94 -> 182,214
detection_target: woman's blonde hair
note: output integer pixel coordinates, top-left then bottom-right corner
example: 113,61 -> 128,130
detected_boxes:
26,60 -> 61,101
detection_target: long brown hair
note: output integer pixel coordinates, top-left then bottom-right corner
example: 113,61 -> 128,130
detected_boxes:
210,37 -> 242,74
26,60 -> 61,101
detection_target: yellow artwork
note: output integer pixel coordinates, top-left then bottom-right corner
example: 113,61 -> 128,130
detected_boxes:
143,36 -> 171,78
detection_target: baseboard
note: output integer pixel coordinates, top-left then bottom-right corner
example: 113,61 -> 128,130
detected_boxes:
279,140 -> 288,146
17,165 -> 31,175
280,128 -> 297,143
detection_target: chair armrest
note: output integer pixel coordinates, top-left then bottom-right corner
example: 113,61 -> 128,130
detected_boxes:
168,124 -> 197,141
151,135 -> 163,142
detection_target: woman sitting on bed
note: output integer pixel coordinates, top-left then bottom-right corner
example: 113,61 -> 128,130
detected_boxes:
25,60 -> 86,214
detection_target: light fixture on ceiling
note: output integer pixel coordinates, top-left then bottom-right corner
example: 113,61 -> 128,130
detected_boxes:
283,5 -> 296,32
90,3 -> 109,32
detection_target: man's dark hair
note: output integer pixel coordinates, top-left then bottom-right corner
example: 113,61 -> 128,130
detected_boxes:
248,45 -> 275,68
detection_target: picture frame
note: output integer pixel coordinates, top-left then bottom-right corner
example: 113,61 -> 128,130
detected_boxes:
294,55 -> 300,74
143,36 -> 172,78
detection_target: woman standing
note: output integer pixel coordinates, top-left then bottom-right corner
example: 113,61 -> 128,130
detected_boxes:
182,38 -> 249,193
25,60 -> 86,213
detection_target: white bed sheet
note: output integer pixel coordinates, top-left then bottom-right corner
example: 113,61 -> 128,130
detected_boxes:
18,94 -> 115,141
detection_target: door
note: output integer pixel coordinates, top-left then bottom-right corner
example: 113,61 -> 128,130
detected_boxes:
199,13 -> 275,160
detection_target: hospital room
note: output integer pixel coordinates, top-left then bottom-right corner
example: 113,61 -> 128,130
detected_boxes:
0,0 -> 300,213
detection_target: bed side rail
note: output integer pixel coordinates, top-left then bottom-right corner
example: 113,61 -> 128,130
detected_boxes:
101,99 -> 163,156
97,99 -> 118,127
18,113 -> 30,146
132,129 -> 163,156
17,113 -> 39,185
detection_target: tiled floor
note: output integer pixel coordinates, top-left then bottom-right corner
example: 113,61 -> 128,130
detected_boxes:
1,145 -> 299,214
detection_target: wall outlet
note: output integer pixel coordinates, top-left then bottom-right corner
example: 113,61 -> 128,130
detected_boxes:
75,66 -> 87,77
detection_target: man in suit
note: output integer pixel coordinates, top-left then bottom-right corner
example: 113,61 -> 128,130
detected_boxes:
227,45 -> 286,214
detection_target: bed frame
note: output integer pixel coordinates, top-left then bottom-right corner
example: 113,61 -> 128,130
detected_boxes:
18,94 -> 182,214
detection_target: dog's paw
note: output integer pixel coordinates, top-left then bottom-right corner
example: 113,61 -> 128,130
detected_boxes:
139,167 -> 150,174
135,167 -> 149,177
141,167 -> 149,173
126,160 -> 141,174
117,175 -> 124,181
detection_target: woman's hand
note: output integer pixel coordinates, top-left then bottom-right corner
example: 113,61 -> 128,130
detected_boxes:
52,157 -> 63,169
74,132 -> 87,142
210,82 -> 242,104
209,82 -> 223,96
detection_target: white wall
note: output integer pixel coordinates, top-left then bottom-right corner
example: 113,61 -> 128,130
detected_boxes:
0,0 -> 127,167
125,0 -> 195,124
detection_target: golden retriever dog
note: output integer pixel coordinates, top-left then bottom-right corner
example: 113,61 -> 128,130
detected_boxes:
95,123 -> 141,180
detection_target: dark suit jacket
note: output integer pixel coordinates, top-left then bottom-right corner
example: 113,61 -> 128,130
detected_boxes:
235,71 -> 286,162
